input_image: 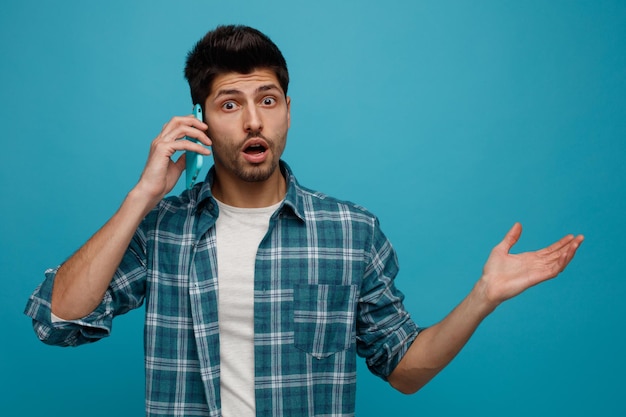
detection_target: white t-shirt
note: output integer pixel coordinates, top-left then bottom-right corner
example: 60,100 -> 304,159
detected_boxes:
214,199 -> 279,416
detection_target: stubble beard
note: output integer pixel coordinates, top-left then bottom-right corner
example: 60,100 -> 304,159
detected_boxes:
213,131 -> 286,183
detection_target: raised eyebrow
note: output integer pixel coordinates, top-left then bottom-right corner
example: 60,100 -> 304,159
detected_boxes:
213,84 -> 281,101
214,88 -> 242,99
256,84 -> 281,94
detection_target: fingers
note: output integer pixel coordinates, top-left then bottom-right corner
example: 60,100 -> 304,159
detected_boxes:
543,233 -> 576,254
175,138 -> 212,155
539,234 -> 584,270
558,234 -> 584,270
499,224 -> 583,260
159,115 -> 212,147
148,116 -> 212,165
536,234 -> 583,279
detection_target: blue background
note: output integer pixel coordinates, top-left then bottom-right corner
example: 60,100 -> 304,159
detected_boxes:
2,1 -> 625,416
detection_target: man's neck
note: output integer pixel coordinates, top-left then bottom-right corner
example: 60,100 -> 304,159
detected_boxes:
211,167 -> 287,208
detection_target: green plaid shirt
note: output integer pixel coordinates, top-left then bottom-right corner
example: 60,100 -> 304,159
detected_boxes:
25,162 -> 420,417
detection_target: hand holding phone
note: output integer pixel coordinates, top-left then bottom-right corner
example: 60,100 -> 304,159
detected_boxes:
185,104 -> 204,189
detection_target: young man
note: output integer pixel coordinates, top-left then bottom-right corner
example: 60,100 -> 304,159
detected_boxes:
25,25 -> 583,417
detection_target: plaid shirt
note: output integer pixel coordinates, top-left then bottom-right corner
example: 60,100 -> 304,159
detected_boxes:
25,162 -> 420,417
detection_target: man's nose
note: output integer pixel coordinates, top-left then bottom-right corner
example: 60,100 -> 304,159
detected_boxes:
243,105 -> 262,132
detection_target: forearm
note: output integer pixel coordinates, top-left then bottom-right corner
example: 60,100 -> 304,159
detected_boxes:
388,280 -> 497,394
48,114 -> 211,320
50,187 -> 157,320
387,224 -> 583,394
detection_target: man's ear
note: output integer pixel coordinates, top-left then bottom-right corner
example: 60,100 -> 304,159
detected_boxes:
286,96 -> 291,128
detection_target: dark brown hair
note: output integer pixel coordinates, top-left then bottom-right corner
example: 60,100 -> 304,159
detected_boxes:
184,25 -> 289,107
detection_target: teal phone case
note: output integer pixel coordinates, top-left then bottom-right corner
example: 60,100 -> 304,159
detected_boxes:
185,104 -> 204,189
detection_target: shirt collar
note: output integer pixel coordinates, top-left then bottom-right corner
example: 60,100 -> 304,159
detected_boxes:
194,160 -> 305,222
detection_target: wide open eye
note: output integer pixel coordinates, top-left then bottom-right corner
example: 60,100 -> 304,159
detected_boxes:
261,97 -> 276,106
222,101 -> 238,111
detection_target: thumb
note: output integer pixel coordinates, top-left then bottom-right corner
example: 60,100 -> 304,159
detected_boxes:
164,153 -> 187,191
174,152 -> 187,174
497,222 -> 522,253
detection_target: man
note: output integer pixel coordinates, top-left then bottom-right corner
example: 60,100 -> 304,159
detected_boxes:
25,25 -> 583,417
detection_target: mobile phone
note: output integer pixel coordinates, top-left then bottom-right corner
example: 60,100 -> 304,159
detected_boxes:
185,104 -> 204,189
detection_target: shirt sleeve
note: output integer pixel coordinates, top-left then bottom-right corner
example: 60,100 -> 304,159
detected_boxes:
356,217 -> 422,380
23,225 -> 149,347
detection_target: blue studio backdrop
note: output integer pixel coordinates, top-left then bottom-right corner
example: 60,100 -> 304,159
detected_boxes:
2,1 -> 625,416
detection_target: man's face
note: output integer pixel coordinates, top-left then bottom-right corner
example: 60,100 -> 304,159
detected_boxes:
203,68 -> 291,183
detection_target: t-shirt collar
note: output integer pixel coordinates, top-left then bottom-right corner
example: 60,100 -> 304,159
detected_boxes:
195,160 -> 305,222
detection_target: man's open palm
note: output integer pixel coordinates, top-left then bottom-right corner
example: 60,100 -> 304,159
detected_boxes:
480,223 -> 584,306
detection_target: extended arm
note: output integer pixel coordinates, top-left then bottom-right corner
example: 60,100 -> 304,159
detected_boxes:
387,222 -> 584,394
50,115 -> 211,320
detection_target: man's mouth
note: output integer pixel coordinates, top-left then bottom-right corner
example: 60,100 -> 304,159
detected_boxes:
244,143 -> 267,155
241,138 -> 270,164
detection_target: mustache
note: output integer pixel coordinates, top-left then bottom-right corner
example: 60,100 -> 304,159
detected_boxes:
244,131 -> 269,142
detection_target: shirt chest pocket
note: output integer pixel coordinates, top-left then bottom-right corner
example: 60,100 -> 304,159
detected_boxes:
293,284 -> 358,359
